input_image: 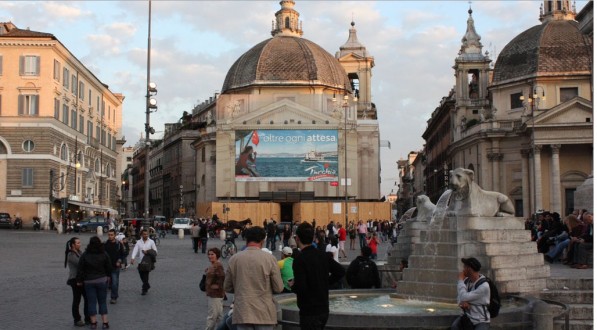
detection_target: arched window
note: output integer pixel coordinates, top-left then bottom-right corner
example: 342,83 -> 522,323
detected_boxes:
95,158 -> 100,173
285,17 -> 290,28
60,144 -> 69,161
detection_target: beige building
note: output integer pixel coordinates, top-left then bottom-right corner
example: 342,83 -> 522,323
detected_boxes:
422,1 -> 593,217
0,22 -> 124,226
192,1 -> 389,226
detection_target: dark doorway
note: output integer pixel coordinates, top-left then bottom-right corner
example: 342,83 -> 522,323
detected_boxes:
280,203 -> 293,222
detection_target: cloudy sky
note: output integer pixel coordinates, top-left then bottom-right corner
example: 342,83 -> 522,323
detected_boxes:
0,0 -> 588,197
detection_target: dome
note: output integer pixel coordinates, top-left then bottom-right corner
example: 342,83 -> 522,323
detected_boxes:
492,20 -> 592,83
222,36 -> 351,93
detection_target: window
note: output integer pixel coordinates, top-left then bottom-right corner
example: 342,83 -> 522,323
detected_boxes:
101,129 -> 106,146
60,144 -> 68,161
560,87 -> 578,103
22,140 -> 35,152
62,104 -> 69,124
510,92 -> 523,109
71,75 -> 77,94
96,126 -> 100,142
0,55 -> 3,75
53,60 -> 60,81
201,147 -> 205,162
22,168 -> 33,187
79,115 -> 84,133
0,95 -> 2,115
87,121 -> 93,138
95,158 -> 100,172
96,96 -> 100,113
112,136 -> 117,151
63,67 -> 69,88
18,95 -> 39,116
71,109 -> 77,129
108,133 -> 112,149
54,98 -> 60,119
19,55 -> 40,76
101,100 -> 105,118
285,17 -> 290,28
88,90 -> 92,106
79,81 -> 85,100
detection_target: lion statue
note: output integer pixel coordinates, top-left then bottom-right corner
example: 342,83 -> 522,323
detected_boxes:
416,195 -> 436,221
447,168 -> 515,217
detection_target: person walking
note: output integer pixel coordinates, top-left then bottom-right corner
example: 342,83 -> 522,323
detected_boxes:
348,221 -> 356,250
357,220 -> 367,249
367,232 -> 381,260
278,246 -> 295,293
65,237 -> 91,327
191,220 -> 200,253
346,246 -> 381,289
205,247 -> 225,330
130,229 -> 158,295
337,224 -> 347,258
104,229 -> 125,304
223,226 -> 284,329
199,218 -> 209,254
76,236 -> 112,329
290,222 -> 345,329
451,257 -> 490,330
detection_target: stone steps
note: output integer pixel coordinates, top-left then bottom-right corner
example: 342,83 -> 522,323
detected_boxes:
541,277 -> 593,330
554,319 -> 594,330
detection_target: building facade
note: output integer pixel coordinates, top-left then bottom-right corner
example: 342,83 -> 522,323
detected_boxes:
0,22 -> 124,226
421,1 -> 593,217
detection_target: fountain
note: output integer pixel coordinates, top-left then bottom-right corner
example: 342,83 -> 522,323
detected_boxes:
277,168 -> 552,329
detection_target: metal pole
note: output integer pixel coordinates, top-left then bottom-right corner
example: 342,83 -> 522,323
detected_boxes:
144,0 -> 152,222
344,101 -> 348,228
49,169 -> 53,229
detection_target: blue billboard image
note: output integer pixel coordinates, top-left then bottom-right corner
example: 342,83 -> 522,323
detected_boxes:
235,129 -> 339,182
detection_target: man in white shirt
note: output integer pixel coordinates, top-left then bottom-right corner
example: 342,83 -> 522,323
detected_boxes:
130,229 -> 158,295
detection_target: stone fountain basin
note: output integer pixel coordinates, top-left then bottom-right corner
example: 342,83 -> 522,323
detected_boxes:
276,289 -> 534,329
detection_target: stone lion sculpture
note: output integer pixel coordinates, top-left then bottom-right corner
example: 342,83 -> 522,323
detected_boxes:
416,195 -> 436,221
447,168 -> 515,217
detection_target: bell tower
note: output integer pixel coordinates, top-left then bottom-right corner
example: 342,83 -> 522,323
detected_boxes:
271,0 -> 303,37
336,21 -> 376,119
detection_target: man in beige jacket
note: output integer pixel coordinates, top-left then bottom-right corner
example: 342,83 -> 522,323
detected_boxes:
224,226 -> 284,329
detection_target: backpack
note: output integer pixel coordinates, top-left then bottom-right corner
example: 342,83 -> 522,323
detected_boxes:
356,259 -> 375,287
471,276 -> 501,318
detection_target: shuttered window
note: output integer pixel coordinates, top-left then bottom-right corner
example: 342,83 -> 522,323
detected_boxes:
22,168 -> 33,187
54,98 -> 60,119
19,55 -> 40,76
17,95 -> 39,116
53,59 -> 60,81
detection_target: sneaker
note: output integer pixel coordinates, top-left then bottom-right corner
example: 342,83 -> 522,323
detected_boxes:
141,290 -> 147,295
110,299 -> 117,304
74,320 -> 85,327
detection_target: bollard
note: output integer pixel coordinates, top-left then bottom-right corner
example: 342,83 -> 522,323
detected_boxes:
56,222 -> 63,234
178,228 -> 184,239
96,226 -> 103,237
531,300 -> 553,330
220,229 -> 226,241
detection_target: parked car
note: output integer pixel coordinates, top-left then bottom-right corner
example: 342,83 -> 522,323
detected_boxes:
75,216 -> 109,233
171,217 -> 192,234
0,213 -> 12,229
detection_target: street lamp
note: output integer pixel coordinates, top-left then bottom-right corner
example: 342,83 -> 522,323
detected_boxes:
341,93 -> 358,228
144,0 -> 157,222
49,143 -> 80,232
520,85 -> 545,215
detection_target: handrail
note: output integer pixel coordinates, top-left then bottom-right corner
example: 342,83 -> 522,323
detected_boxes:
541,298 -> 570,330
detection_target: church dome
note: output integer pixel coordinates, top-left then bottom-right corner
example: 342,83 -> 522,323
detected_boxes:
492,19 -> 592,83
221,36 -> 351,93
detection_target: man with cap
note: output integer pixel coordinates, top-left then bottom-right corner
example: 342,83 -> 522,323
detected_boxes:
451,257 -> 490,330
278,246 -> 295,293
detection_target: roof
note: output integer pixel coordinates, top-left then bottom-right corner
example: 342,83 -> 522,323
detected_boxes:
222,36 -> 351,93
493,20 -> 592,83
0,22 -> 55,38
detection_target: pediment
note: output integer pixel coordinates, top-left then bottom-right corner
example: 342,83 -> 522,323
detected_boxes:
230,98 -> 340,126
534,97 -> 592,126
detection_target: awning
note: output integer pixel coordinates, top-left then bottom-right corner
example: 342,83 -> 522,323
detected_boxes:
68,200 -> 113,213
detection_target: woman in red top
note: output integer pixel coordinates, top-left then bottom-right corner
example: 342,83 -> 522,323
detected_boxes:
367,232 -> 381,260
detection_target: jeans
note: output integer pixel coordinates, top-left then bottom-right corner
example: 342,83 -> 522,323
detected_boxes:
358,233 -> 366,249
299,312 -> 329,330
69,281 -> 90,323
193,237 -> 199,253
546,239 -> 570,260
139,270 -> 151,292
84,280 -> 108,316
110,270 -> 120,300
201,237 -> 208,253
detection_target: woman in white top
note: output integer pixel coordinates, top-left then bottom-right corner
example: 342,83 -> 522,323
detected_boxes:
326,236 -> 339,262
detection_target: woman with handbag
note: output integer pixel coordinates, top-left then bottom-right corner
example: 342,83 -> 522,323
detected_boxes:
77,236 -> 112,329
205,247 -> 225,330
65,237 -> 90,327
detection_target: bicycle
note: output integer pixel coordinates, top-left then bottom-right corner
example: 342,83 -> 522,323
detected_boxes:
150,234 -> 160,246
221,231 -> 237,259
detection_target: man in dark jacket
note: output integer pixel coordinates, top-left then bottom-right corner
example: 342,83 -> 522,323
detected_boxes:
104,229 -> 125,304
199,218 -> 208,254
291,222 -> 345,329
346,246 -> 381,289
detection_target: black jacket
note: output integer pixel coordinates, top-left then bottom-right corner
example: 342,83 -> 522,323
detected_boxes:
292,245 -> 345,316
104,240 -> 125,268
77,251 -> 112,282
346,255 -> 381,289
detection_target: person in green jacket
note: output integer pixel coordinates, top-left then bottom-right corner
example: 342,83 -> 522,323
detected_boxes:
278,246 -> 294,293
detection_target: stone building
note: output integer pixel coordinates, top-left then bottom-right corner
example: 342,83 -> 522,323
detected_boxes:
422,0 -> 592,217
191,0 -> 388,226
0,22 -> 123,226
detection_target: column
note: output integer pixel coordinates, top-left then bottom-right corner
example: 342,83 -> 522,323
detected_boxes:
533,145 -> 543,212
521,149 -> 530,217
550,144 -> 562,215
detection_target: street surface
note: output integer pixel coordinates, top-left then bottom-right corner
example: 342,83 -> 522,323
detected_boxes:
0,229 -> 392,329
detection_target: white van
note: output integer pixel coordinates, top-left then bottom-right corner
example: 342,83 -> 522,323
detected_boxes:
171,217 -> 192,234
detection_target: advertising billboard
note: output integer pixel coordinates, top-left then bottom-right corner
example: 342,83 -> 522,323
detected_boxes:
235,130 -> 338,182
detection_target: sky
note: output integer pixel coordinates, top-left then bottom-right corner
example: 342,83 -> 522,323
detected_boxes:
0,0 -> 589,198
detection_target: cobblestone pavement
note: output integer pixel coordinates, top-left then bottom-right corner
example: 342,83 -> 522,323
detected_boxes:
0,229 -> 393,330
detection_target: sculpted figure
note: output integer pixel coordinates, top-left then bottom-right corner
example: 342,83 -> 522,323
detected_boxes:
447,168 -> 515,217
416,195 -> 436,221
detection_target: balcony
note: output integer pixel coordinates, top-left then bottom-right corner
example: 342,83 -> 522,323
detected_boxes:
455,119 -> 522,141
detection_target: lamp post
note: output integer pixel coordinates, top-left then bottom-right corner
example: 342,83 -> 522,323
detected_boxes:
341,94 -> 358,228
520,85 -> 545,216
145,0 -> 158,222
